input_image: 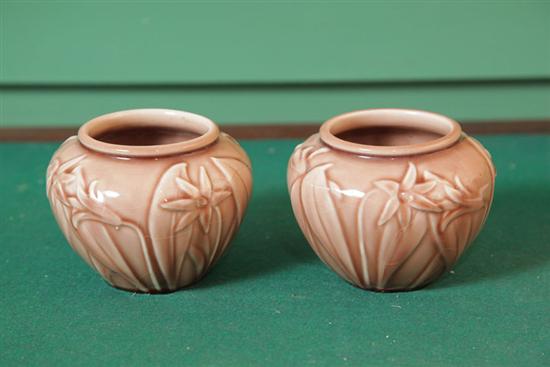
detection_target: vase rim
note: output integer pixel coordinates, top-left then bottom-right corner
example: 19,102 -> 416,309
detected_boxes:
78,108 -> 220,157
319,109 -> 462,157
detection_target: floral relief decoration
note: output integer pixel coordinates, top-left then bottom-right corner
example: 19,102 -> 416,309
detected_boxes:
290,151 -> 491,289
289,142 -> 330,178
374,163 -> 488,231
47,153 -> 247,292
160,164 -> 232,233
47,155 -> 122,228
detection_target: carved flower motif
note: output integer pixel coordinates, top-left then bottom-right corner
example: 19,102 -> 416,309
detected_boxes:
67,169 -> 123,228
422,171 -> 488,231
374,163 -> 488,231
48,155 -> 122,228
161,166 -> 231,233
290,143 -> 329,176
374,163 -> 441,228
47,155 -> 86,204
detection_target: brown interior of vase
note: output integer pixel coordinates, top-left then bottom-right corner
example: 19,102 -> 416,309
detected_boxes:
335,126 -> 444,147
93,126 -> 200,146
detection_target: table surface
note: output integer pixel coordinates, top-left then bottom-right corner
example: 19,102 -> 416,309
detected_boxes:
1,136 -> 549,367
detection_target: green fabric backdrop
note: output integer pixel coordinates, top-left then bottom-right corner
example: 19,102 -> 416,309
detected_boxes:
1,1 -> 549,126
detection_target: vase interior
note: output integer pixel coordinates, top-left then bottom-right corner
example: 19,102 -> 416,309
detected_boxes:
335,126 -> 444,147
94,126 -> 200,146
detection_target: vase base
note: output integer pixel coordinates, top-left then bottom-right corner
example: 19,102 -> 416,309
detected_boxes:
351,280 -> 433,293
106,275 -> 207,294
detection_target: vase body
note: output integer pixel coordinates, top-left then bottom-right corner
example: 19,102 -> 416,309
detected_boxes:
46,109 -> 252,293
288,109 -> 495,291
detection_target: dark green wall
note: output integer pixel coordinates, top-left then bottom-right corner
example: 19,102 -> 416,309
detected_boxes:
1,1 -> 549,126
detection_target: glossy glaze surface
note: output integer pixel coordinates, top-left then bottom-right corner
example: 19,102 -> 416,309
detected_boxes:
46,109 -> 252,293
288,109 -> 496,291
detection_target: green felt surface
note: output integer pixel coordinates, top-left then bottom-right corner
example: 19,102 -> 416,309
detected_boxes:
1,136 -> 549,366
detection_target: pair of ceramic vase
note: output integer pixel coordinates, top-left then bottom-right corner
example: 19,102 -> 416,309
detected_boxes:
47,108 -> 495,293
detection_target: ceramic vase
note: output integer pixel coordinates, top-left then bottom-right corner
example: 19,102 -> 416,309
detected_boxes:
46,109 -> 252,293
288,109 -> 495,291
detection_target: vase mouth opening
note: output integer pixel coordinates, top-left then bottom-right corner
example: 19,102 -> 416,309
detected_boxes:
320,109 -> 462,157
78,109 -> 220,157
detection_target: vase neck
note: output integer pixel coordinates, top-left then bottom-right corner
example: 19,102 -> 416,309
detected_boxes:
320,109 -> 462,157
78,109 -> 219,158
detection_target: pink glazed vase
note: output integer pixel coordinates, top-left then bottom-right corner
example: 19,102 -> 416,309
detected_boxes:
46,109 -> 252,293
288,109 -> 495,291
